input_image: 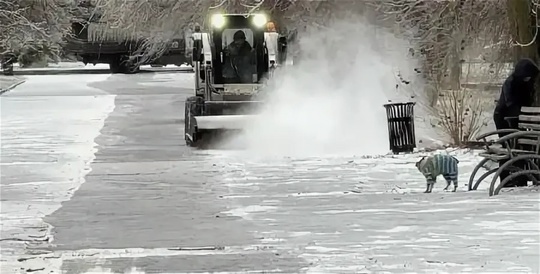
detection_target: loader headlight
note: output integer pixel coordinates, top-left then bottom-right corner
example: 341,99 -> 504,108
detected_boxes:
252,14 -> 268,28
211,14 -> 226,28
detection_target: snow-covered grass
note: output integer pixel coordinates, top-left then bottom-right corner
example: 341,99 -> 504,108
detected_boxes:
12,62 -> 110,70
12,62 -> 192,71
0,75 -> 116,274
0,76 -> 26,92
202,148 -> 540,273
202,148 -> 501,195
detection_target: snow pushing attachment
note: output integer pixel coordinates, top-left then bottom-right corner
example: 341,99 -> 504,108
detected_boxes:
184,13 -> 288,147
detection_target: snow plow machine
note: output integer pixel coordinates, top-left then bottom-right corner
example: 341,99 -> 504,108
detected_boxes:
184,13 -> 288,147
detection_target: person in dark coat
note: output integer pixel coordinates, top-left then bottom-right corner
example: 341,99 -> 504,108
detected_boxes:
222,30 -> 255,83
493,58 -> 539,187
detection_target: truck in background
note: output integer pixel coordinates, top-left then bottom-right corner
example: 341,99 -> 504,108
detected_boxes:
64,16 -> 193,74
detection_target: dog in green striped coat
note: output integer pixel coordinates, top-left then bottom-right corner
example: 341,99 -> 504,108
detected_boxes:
415,154 -> 459,193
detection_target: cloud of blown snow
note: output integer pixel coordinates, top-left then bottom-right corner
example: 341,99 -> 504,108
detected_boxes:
225,18 -> 425,157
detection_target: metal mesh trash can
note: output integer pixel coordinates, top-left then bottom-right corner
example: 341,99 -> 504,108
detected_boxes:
383,102 -> 416,154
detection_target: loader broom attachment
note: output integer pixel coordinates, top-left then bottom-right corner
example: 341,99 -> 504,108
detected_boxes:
184,97 -> 263,148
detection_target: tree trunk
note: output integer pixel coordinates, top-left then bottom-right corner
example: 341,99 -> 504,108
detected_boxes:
507,0 -> 540,106
448,1 -> 464,91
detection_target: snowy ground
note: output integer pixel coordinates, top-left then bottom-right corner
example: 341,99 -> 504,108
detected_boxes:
0,69 -> 539,273
0,74 -> 116,273
12,62 -> 110,71
12,62 -> 192,72
0,76 -> 26,93
207,149 -> 540,273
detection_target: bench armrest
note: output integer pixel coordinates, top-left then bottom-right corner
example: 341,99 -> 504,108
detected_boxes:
476,129 -> 520,141
495,131 -> 540,145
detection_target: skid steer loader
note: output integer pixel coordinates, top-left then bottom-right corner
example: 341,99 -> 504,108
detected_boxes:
184,13 -> 288,147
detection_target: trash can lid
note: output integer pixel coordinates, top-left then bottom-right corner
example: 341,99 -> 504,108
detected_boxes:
383,102 -> 416,108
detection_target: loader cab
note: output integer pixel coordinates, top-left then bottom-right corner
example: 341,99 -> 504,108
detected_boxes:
209,14 -> 270,85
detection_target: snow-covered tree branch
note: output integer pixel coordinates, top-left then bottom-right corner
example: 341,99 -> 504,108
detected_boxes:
372,0 -> 513,144
87,0 -> 337,62
375,0 -> 511,89
0,0 -> 75,66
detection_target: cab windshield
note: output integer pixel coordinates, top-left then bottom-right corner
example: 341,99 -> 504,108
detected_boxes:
221,28 -> 258,84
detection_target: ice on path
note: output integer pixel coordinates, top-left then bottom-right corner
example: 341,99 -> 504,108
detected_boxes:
138,72 -> 194,89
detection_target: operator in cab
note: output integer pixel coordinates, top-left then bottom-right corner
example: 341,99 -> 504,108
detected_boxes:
222,30 -> 256,84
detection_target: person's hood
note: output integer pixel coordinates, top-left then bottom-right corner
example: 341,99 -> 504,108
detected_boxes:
513,58 -> 540,80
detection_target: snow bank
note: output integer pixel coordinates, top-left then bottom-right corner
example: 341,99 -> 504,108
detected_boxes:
223,17 -> 439,157
0,75 -> 115,273
13,62 -> 110,70
12,62 -> 192,71
0,76 -> 26,93
1,75 -> 110,97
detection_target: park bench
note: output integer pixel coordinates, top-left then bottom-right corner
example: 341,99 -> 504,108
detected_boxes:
468,106 -> 540,196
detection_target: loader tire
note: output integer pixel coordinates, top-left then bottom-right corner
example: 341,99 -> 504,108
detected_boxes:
184,96 -> 204,147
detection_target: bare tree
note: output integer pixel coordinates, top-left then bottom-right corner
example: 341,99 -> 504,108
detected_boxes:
375,0 -> 511,98
434,62 -> 510,145
0,0 -> 74,66
507,0 -> 540,105
373,0 -> 513,145
507,0 -> 538,60
88,0 -> 347,64
91,0 -> 517,144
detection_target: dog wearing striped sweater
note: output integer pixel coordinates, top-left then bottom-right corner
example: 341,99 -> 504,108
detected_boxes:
415,154 -> 459,193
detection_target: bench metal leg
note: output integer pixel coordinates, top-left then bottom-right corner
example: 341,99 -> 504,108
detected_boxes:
473,165 -> 534,191
468,158 -> 490,191
526,159 -> 540,186
493,170 -> 540,196
472,168 -> 498,191
489,155 -> 540,196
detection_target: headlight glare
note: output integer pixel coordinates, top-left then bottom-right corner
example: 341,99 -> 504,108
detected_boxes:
252,14 -> 267,28
211,14 -> 226,28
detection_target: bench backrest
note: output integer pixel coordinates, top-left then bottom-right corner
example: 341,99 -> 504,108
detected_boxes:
518,107 -> 540,152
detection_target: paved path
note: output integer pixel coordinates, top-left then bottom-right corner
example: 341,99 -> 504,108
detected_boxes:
1,69 -> 539,273
1,71 -> 306,273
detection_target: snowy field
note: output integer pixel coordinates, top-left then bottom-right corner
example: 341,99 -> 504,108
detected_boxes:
0,74 -> 116,273
205,149 -> 540,273
12,62 -> 110,70
11,62 -> 192,72
0,76 -> 26,93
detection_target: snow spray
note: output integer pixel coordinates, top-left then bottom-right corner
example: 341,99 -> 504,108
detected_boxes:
224,17 -> 422,157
